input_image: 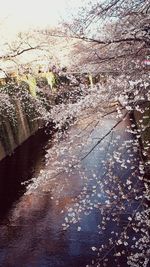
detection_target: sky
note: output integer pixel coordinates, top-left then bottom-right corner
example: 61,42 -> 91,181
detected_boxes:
0,0 -> 86,42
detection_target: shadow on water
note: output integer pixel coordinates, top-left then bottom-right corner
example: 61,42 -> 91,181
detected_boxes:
0,123 -> 54,220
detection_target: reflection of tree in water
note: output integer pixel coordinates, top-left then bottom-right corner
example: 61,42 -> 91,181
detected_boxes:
57,113 -> 148,267
0,73 -> 149,267
7,80 -> 147,266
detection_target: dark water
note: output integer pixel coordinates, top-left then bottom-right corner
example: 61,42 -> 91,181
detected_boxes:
0,116 -> 145,267
0,125 -> 53,220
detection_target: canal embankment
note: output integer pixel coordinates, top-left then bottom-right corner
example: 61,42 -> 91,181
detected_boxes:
118,94 -> 150,176
0,70 -> 91,161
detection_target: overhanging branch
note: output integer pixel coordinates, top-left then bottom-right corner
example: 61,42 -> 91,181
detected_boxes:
81,111 -> 128,161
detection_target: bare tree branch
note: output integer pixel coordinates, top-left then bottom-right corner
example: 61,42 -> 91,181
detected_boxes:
81,112 -> 128,161
0,45 -> 40,61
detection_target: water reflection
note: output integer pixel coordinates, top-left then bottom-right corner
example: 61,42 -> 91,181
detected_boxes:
0,114 -> 144,267
0,125 -> 53,219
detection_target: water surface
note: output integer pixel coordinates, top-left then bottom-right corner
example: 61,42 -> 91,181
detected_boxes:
0,114 -> 144,267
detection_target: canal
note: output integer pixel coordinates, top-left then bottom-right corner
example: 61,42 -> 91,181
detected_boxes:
0,110 -> 147,267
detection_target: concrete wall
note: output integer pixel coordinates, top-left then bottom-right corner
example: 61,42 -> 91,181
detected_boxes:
0,85 -> 50,161
0,97 -> 43,161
